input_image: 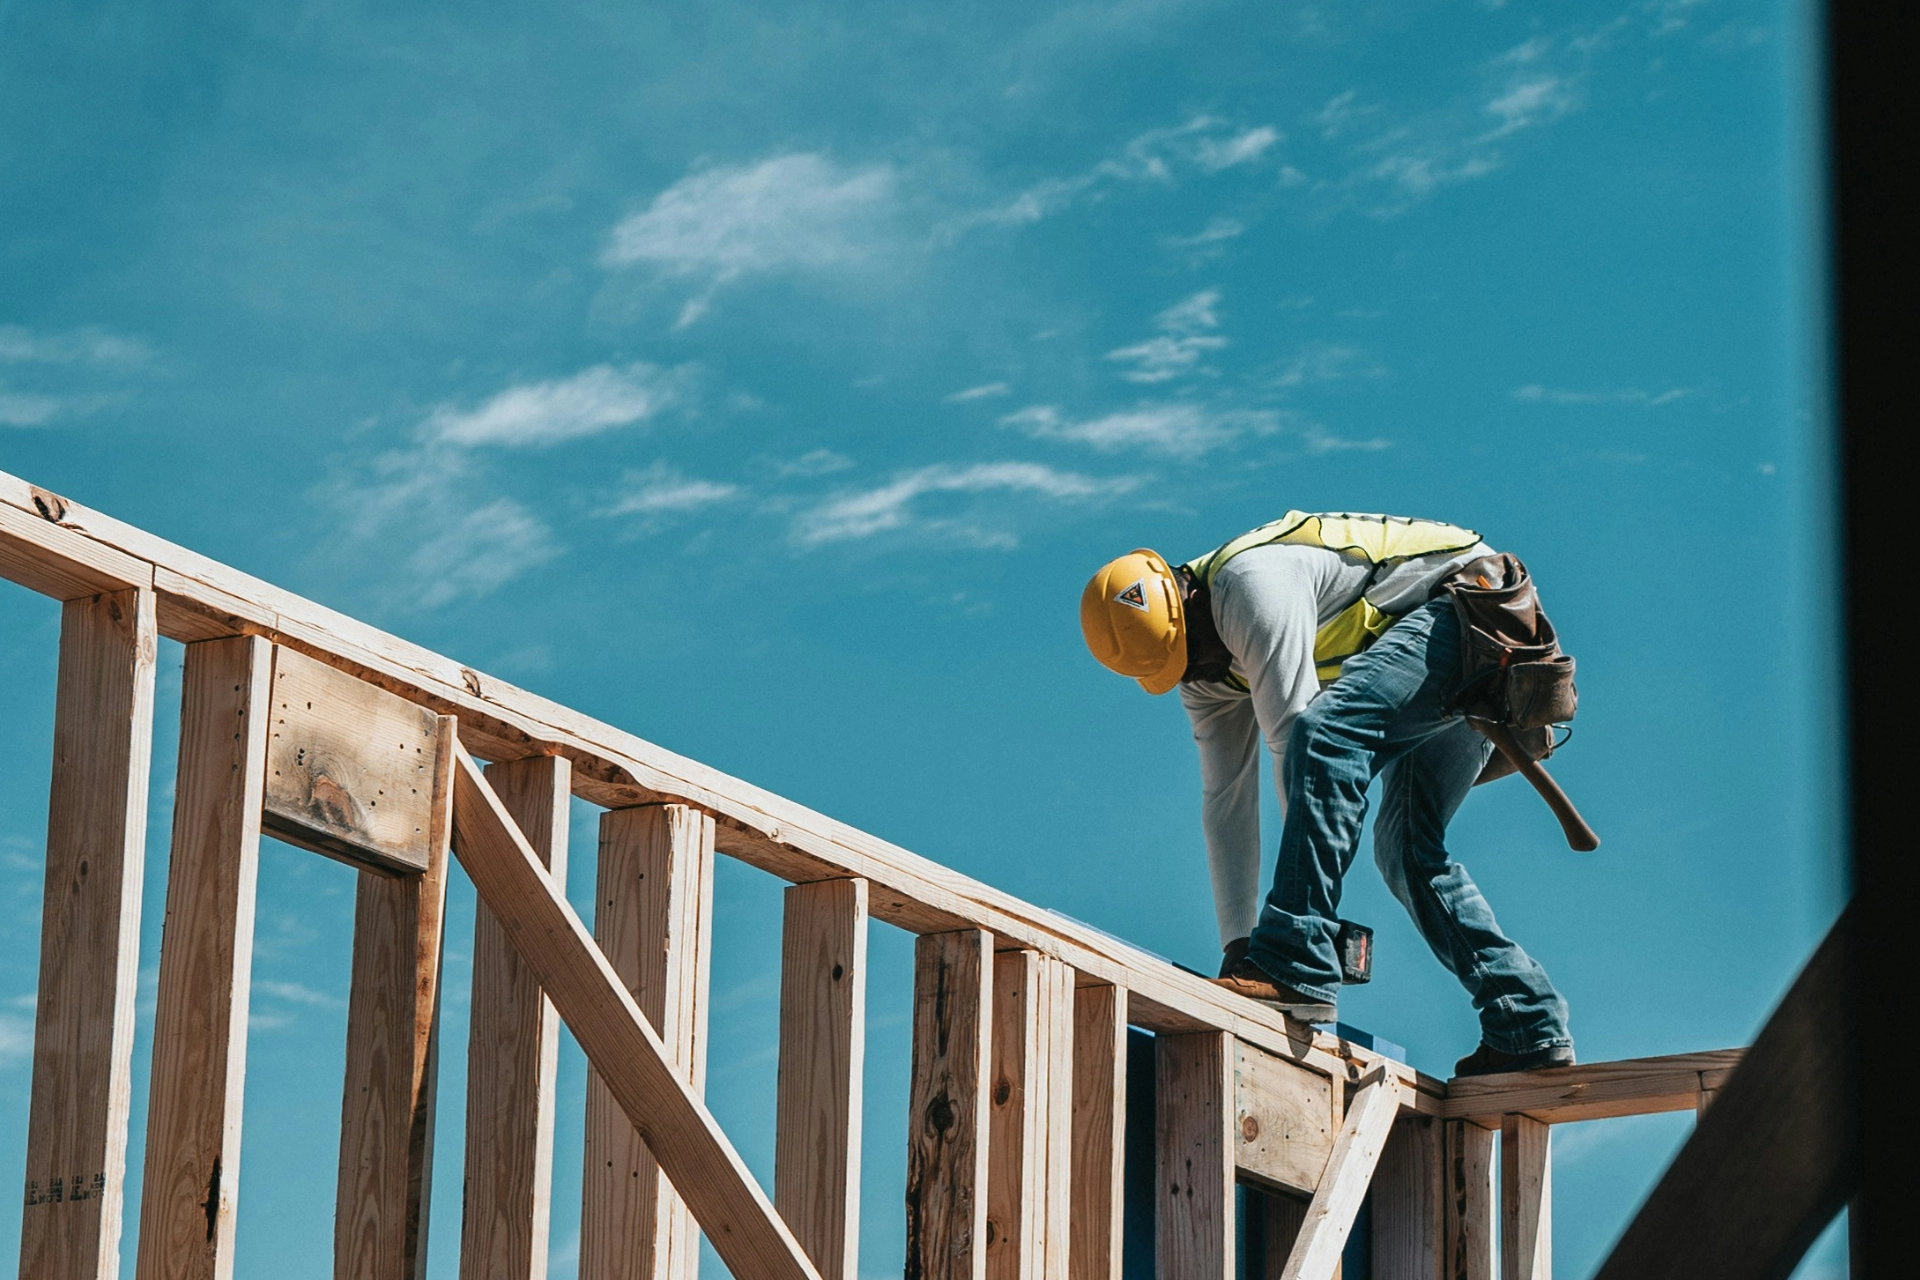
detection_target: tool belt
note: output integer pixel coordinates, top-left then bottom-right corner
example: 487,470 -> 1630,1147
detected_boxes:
1442,554 -> 1579,786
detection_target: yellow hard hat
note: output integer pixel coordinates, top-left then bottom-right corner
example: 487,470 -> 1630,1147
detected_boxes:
1080,549 -> 1186,695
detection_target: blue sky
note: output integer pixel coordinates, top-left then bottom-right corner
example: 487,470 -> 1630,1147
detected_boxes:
3,0 -> 1844,1276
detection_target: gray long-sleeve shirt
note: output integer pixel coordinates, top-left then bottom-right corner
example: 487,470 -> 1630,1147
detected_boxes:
1177,539 -> 1494,944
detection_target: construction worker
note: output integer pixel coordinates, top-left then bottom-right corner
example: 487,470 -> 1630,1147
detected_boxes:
1080,512 -> 1573,1076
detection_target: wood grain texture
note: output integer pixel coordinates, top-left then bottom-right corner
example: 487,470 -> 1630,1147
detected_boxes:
1155,1032 -> 1235,1280
460,756 -> 570,1280
1499,1117 -> 1549,1280
1247,1191 -> 1311,1280
263,647 -> 448,874
335,715 -> 455,1280
1371,1116 -> 1443,1280
135,636 -> 272,1280
447,747 -> 821,1280
19,588 -> 157,1280
1277,1066 -> 1400,1280
1443,1122 -> 1494,1280
905,930 -> 993,1280
2,468 -> 1438,1110
987,951 -> 1043,1280
1592,910 -> 1857,1280
1442,1049 -> 1745,1127
774,878 -> 868,1280
1067,985 -> 1126,1280
1036,960 -> 1073,1280
0,497 -> 151,600
1234,1042 -> 1335,1198
580,804 -> 715,1280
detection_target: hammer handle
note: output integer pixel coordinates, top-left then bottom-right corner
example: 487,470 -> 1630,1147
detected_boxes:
1478,720 -> 1601,852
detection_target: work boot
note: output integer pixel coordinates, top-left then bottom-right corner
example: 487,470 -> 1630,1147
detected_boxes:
1452,1042 -> 1576,1078
1218,937 -> 1251,978
1212,954 -> 1337,1023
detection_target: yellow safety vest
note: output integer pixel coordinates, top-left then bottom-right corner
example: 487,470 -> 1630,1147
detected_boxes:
1184,511 -> 1483,683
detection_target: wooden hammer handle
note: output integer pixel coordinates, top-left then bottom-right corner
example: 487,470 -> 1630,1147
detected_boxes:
1477,720 -> 1601,852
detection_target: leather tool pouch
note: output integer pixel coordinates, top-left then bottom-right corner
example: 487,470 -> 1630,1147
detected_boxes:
1443,554 -> 1579,786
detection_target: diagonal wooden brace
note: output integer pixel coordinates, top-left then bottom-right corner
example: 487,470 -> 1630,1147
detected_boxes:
447,740 -> 821,1280
1278,1063 -> 1403,1280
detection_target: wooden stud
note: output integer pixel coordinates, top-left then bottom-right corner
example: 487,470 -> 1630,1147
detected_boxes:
134,636 -> 273,1280
1068,984 -> 1126,1280
1248,1190 -> 1311,1280
774,878 -> 869,1280
1155,1032 -> 1235,1280
1233,1043 -> 1336,1198
1443,1122 -> 1494,1280
459,755 -> 571,1280
987,951 -> 1044,1280
1499,1117 -> 1550,1280
18,588 -> 158,1280
1371,1116 -> 1443,1280
580,803 -> 715,1280
1694,1087 -> 1715,1117
263,647 -> 450,875
904,929 -> 994,1280
1277,1066 -> 1401,1280
334,715 -> 456,1280
447,744 -> 821,1280
1036,960 -> 1074,1280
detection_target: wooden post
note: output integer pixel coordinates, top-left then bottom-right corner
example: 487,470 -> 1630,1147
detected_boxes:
581,804 -> 715,1280
1068,984 -> 1126,1280
459,755 -> 571,1280
134,635 -> 272,1280
1155,1032 -> 1234,1280
1277,1066 -> 1400,1280
905,929 -> 993,1280
987,951 -> 1044,1280
774,878 -> 869,1280
1037,960 -> 1074,1280
1443,1123 -> 1494,1280
1371,1116 -> 1444,1280
335,716 -> 456,1280
18,588 -> 158,1280
1499,1117 -> 1550,1280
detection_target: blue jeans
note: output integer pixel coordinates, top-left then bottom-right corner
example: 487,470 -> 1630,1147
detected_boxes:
1247,597 -> 1572,1054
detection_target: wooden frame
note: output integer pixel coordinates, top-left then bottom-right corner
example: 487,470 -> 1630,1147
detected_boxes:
0,471 -> 1805,1280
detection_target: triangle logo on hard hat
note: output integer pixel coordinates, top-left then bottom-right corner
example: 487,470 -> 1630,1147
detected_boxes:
1114,580 -> 1149,612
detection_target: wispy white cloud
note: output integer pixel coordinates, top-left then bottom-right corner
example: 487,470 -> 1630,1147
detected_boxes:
0,324 -> 151,370
1302,424 -> 1392,453
1196,126 -> 1281,172
253,980 -> 344,1009
775,448 -> 855,477
426,363 -> 691,447
1272,343 -> 1385,387
0,324 -> 150,427
402,496 -> 561,611
1,1011 -> 34,1065
600,461 -> 740,518
1107,289 -> 1228,384
603,153 -> 897,325
1512,383 -> 1692,406
1316,90 -> 1382,140
1001,401 -> 1277,456
794,461 -> 1115,546
1484,76 -> 1577,135
954,116 -> 1282,233
946,382 -> 1012,403
1163,217 -> 1245,249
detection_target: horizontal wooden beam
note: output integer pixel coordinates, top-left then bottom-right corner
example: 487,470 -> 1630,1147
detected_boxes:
0,469 -> 1432,1103
447,740 -> 821,1280
1442,1048 -> 1745,1127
